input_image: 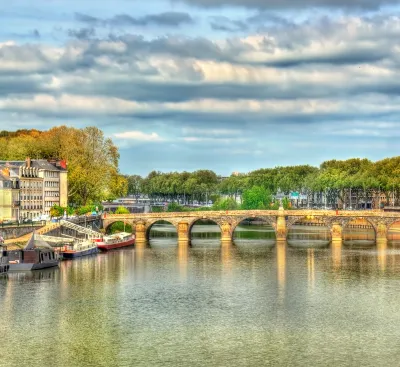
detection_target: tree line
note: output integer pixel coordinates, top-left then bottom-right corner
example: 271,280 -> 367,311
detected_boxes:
0,127 -> 127,206
126,157 -> 400,209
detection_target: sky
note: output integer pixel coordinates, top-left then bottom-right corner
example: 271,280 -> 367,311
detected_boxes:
1,0 -> 400,176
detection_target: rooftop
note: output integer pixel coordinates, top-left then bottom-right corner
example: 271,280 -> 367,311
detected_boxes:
0,159 -> 67,171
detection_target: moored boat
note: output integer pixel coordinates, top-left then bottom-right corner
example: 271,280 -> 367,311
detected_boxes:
8,233 -> 60,271
97,232 -> 135,251
61,239 -> 99,259
0,244 -> 10,275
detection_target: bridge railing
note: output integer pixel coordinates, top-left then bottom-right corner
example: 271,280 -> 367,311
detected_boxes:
102,209 -> 395,219
0,220 -> 46,228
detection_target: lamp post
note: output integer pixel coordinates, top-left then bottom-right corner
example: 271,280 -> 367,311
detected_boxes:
393,183 -> 395,207
349,187 -> 352,210
378,185 -> 381,209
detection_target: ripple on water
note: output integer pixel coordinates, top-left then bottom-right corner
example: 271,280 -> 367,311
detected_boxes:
2,226 -> 400,366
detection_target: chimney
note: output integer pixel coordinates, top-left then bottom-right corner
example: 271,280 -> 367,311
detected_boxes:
59,160 -> 67,169
26,157 -> 31,168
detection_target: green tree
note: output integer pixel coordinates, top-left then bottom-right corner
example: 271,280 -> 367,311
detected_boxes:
115,206 -> 130,214
212,197 -> 239,210
166,202 -> 186,212
108,222 -> 132,234
241,186 -> 273,210
126,175 -> 144,196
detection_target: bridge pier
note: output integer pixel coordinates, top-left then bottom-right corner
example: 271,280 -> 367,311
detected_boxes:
376,222 -> 388,245
135,221 -> 146,243
221,222 -> 232,243
276,208 -> 287,241
331,222 -> 343,244
178,222 -> 189,245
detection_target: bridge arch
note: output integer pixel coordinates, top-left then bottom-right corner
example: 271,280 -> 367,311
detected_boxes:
232,216 -> 277,244
189,217 -> 222,244
286,216 -> 331,247
146,220 -> 178,242
104,219 -> 134,234
387,219 -> 400,243
342,217 -> 376,246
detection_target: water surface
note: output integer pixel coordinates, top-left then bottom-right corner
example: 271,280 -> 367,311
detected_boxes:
1,223 -> 400,366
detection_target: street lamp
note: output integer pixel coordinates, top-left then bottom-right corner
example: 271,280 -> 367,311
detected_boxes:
393,183 -> 395,207
349,187 -> 352,210
378,185 -> 381,210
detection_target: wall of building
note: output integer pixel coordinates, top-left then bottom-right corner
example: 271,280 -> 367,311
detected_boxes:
59,171 -> 68,207
0,188 -> 12,220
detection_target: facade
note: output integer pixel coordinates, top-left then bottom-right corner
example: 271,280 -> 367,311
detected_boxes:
0,158 -> 67,220
0,172 -> 13,220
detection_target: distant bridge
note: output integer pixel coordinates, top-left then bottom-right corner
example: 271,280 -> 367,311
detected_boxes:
102,209 -> 400,245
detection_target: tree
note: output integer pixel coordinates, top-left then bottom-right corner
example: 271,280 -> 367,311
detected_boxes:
0,126 -> 123,206
166,202 -> 186,212
241,186 -> 273,210
126,175 -> 143,197
115,206 -> 130,214
212,197 -> 239,210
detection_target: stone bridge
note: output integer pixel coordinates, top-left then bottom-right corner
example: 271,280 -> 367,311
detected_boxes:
102,208 -> 400,245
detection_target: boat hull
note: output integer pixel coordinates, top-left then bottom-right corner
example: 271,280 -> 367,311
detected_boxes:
97,238 -> 135,251
9,259 -> 60,271
62,247 -> 99,259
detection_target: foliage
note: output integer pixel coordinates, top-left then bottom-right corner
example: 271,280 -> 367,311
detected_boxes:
122,157 -> 400,209
281,197 -> 291,210
108,221 -> 132,234
126,175 -> 144,196
166,202 -> 186,212
0,126 -> 125,206
151,206 -> 164,213
212,197 -> 239,210
75,204 -> 102,216
241,186 -> 274,210
115,206 -> 130,214
49,205 -> 75,217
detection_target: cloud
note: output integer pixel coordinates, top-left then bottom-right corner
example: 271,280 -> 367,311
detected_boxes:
67,27 -> 96,40
74,13 -> 99,25
114,131 -> 164,141
2,9 -> 400,174
177,0 -> 396,10
74,11 -> 194,28
209,16 -> 248,32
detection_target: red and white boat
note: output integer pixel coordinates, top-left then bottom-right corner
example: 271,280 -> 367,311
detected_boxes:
96,232 -> 135,251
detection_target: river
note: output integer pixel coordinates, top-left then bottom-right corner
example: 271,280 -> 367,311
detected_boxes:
1,222 -> 400,366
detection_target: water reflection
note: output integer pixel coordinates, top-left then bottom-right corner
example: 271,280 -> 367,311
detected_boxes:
307,248 -> 315,290
276,241 -> 286,293
145,222 -> 390,250
331,242 -> 342,270
377,243 -> 387,272
343,219 -> 376,247
2,242 -> 400,366
287,225 -> 330,248
178,243 -> 188,280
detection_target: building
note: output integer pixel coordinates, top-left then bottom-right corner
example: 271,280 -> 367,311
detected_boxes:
0,170 -> 19,220
0,157 -> 68,220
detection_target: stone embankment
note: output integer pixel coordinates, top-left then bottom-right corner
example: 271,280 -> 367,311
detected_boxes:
4,223 -> 61,250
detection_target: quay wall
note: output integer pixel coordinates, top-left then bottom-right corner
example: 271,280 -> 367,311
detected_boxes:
0,225 -> 45,240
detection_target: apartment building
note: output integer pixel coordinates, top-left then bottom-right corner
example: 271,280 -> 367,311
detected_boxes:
0,170 -> 20,220
0,158 -> 67,220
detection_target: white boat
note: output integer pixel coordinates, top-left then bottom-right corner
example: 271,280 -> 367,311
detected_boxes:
61,239 -> 99,259
97,232 -> 135,251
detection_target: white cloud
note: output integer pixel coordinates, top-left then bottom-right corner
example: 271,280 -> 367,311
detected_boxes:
114,131 -> 164,141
